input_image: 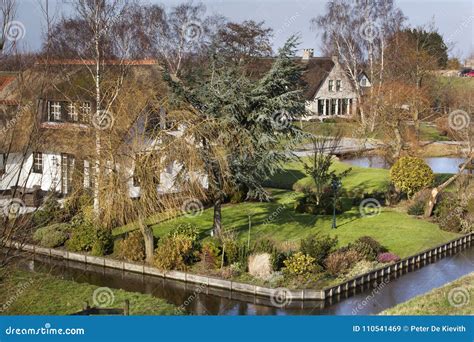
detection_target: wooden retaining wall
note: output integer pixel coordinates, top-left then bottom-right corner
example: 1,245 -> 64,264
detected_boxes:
7,232 -> 473,302
323,233 -> 473,298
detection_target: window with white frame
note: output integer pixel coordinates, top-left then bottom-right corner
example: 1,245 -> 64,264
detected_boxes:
33,152 -> 43,173
68,102 -> 78,122
48,101 -> 61,121
328,80 -> 334,92
336,80 -> 341,91
80,102 -> 91,123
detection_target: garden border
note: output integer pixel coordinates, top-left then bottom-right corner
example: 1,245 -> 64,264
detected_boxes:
7,232 -> 473,302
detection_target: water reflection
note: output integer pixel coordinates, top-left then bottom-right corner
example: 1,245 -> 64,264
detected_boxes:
12,245 -> 474,315
341,156 -> 466,174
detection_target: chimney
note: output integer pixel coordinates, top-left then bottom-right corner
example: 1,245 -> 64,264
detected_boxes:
302,48 -> 314,60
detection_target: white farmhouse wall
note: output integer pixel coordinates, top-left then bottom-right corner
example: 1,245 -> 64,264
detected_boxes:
0,152 -> 62,192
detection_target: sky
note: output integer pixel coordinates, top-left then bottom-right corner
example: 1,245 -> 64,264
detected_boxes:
12,0 -> 474,60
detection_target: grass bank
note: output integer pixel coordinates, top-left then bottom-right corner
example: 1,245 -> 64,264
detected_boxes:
382,272 -> 474,315
0,270 -> 182,315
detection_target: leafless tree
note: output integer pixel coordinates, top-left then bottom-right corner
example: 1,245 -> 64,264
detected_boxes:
311,0 -> 405,129
0,0 -> 17,54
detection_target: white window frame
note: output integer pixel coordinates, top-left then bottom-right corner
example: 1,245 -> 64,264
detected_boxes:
80,102 -> 91,123
328,80 -> 334,92
68,102 -> 78,122
33,152 -> 43,174
336,80 -> 341,91
48,101 -> 61,121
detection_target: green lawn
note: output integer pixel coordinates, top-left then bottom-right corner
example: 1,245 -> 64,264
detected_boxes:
382,272 -> 474,315
149,188 -> 458,258
0,270 -> 182,315
264,157 -> 390,195
113,159 -> 458,258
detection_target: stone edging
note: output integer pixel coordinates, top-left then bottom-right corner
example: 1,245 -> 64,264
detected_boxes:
7,232 -> 473,301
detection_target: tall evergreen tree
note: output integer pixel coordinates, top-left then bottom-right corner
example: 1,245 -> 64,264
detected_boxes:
165,36 -> 305,234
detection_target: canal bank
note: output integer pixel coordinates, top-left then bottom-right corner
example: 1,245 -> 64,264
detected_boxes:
7,234 -> 474,315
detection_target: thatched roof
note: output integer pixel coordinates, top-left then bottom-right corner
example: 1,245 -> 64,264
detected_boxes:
0,62 -> 166,155
245,57 -> 335,100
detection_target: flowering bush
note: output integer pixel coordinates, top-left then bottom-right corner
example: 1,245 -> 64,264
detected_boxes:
377,252 -> 400,263
283,252 -> 317,276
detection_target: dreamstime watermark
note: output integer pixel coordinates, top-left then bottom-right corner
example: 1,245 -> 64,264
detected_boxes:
175,283 -> 207,314
447,286 -> 470,308
359,20 -> 381,43
181,198 -> 204,218
1,198 -> 26,218
0,278 -> 35,313
262,192 -> 300,226
448,110 -> 471,131
274,12 -> 300,40
4,21 -> 26,43
92,110 -> 115,130
182,20 -> 203,43
270,287 -> 293,307
271,110 -> 291,130
441,14 -> 474,50
5,323 -> 85,336
359,198 -> 381,218
0,103 -> 31,136
351,277 -> 390,315
92,287 -> 115,307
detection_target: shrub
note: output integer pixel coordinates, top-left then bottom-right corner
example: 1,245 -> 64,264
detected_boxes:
377,252 -> 400,263
169,223 -> 199,241
198,240 -> 221,269
252,238 -> 276,254
300,234 -> 338,267
222,236 -> 239,266
407,200 -> 425,216
33,223 -> 70,248
32,196 -> 62,227
66,223 -> 113,255
115,231 -> 145,262
435,194 -> 464,233
271,250 -> 291,271
350,236 -> 387,261
154,234 -> 196,271
325,250 -> 362,276
294,189 -> 344,215
62,191 -> 93,220
283,252 -> 317,277
390,157 -> 434,198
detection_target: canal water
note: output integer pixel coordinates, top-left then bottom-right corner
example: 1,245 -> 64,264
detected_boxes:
13,245 -> 474,315
341,156 -> 466,174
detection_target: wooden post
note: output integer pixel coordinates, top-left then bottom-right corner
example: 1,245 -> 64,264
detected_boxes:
123,300 -> 130,316
83,301 -> 90,311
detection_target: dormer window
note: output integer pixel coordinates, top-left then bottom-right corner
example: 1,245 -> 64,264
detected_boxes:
48,101 -> 62,121
68,103 -> 78,122
80,102 -> 91,123
45,100 -> 92,124
328,80 -> 334,92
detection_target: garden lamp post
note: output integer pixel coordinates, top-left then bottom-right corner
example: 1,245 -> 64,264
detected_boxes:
331,178 -> 341,229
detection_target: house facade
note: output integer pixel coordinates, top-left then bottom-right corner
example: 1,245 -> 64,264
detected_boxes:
0,61 -> 185,206
302,50 -> 365,119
